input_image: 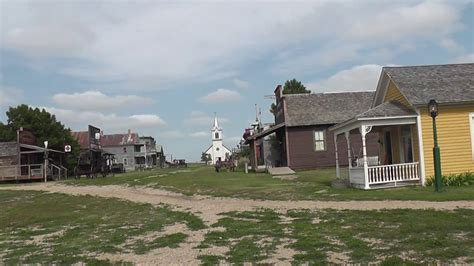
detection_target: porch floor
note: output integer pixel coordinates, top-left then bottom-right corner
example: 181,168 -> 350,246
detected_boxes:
268,167 -> 295,176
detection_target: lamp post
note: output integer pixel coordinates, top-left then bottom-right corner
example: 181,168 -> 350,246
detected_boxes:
44,141 -> 49,183
428,99 -> 443,192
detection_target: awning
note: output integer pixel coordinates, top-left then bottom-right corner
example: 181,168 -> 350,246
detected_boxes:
20,143 -> 64,154
247,123 -> 285,141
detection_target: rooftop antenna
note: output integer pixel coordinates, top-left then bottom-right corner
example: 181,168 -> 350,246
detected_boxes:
255,104 -> 259,123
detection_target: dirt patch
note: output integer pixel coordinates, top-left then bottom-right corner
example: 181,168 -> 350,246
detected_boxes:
3,183 -> 473,226
327,251 -> 351,264
2,183 -> 474,264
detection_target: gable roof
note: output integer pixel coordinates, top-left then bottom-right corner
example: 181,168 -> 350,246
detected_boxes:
284,91 -> 375,127
377,63 -> 474,106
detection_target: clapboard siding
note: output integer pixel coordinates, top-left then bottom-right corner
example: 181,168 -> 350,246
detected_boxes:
384,80 -> 411,107
286,126 -> 379,169
420,104 -> 474,176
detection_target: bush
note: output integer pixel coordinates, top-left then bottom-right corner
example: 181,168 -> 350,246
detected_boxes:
426,172 -> 474,187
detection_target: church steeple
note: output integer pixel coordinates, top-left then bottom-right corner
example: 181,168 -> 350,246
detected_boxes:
212,113 -> 222,141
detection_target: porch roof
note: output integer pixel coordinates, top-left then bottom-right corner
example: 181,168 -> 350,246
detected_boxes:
247,122 -> 285,141
330,101 -> 417,135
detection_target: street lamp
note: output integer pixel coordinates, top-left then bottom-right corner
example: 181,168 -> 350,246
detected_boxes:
44,141 -> 49,183
428,99 -> 442,192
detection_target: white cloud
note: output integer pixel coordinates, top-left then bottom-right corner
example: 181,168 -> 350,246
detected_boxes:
198,89 -> 241,104
452,53 -> 474,63
52,90 -> 152,111
42,107 -> 165,133
233,78 -> 249,90
440,39 -> 464,53
189,131 -> 208,138
1,1 -> 467,86
184,111 -> 229,126
0,86 -> 23,108
307,64 -> 383,93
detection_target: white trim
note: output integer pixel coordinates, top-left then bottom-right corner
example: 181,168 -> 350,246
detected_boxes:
358,115 -> 418,121
378,73 -> 391,107
470,113 -> 474,160
332,117 -> 417,136
372,70 -> 388,108
416,109 -> 426,186
330,115 -> 417,134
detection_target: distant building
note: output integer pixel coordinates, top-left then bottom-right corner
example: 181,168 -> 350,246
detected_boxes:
245,86 -> 379,170
203,115 -> 231,164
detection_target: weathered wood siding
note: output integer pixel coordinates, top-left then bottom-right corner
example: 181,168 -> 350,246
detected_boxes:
420,104 -> 474,176
286,126 -> 379,169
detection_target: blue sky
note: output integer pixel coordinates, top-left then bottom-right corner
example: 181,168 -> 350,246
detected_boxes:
1,0 -> 473,161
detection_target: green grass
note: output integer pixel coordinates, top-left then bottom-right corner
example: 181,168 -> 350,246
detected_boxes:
0,190 -> 205,264
199,208 -> 474,264
63,164 -> 474,201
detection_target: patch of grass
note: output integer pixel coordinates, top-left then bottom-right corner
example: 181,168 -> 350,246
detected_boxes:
133,233 -> 187,254
62,164 -> 474,201
0,190 -> 205,264
199,209 -> 285,263
200,208 -> 474,264
198,255 -> 224,265
288,209 -> 474,264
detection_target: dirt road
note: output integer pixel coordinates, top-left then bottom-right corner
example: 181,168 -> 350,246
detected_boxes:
2,182 -> 473,224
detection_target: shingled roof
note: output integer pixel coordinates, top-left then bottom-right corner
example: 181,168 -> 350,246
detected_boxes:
383,63 -> 474,106
284,91 -> 375,127
356,100 -> 417,119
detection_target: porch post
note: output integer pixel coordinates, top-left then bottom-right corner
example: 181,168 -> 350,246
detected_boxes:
334,134 -> 340,178
345,131 -> 352,168
360,125 -> 370,189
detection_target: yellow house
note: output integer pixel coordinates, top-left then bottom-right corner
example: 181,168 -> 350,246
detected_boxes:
330,63 -> 474,189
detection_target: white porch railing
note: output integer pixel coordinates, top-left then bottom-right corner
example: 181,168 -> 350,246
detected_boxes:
368,162 -> 420,185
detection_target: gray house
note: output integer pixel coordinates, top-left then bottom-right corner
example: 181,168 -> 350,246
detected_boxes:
101,130 -> 160,171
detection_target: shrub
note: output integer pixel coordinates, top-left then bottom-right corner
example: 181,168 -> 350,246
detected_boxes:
426,172 -> 474,187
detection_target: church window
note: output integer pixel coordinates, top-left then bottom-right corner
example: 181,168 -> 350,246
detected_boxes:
216,147 -> 220,151
215,132 -> 219,139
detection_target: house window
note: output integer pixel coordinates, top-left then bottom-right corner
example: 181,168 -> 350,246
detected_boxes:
470,113 -> 474,160
123,158 -> 128,166
314,130 -> 326,151
123,147 -> 127,153
134,145 -> 141,152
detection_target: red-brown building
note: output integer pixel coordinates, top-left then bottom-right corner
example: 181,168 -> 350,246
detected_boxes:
246,86 -> 379,170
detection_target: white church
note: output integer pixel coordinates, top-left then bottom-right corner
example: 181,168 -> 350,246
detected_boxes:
203,115 -> 231,164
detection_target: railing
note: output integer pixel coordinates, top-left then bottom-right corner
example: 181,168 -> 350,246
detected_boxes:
368,162 -> 420,185
49,164 -> 68,180
0,164 -> 44,180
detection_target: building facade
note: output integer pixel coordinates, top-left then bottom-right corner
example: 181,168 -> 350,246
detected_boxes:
204,115 -> 231,164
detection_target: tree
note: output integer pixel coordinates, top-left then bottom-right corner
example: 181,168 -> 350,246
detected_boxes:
270,78 -> 311,114
201,152 -> 212,164
0,104 -> 80,172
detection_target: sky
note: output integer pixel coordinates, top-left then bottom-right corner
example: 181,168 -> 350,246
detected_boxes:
0,0 -> 473,162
